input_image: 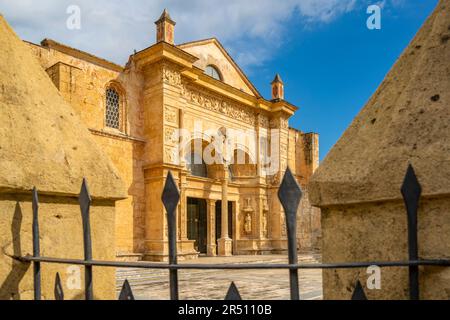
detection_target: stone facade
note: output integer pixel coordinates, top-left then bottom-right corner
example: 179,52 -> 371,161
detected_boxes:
25,10 -> 320,261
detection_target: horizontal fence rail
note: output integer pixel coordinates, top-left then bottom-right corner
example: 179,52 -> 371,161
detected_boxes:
13,165 -> 450,300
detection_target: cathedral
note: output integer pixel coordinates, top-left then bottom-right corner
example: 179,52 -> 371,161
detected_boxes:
26,9 -> 321,261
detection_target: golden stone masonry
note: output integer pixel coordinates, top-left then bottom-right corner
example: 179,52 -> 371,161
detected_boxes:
0,14 -> 126,300
3,9 -> 321,264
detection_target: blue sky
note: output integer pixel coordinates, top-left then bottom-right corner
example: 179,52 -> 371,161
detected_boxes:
248,0 -> 439,160
0,0 -> 440,160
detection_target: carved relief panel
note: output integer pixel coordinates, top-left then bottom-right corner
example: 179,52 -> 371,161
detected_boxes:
161,63 -> 182,87
181,83 -> 257,126
164,106 -> 178,125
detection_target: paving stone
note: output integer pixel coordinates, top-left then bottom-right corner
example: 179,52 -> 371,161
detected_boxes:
116,254 -> 323,300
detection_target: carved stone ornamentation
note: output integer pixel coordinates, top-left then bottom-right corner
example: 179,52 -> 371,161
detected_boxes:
164,127 -> 177,145
244,213 -> 252,235
181,84 -> 257,126
161,64 -> 182,87
262,199 -> 269,238
164,146 -> 177,164
258,114 -> 269,128
268,173 -> 280,186
269,117 -> 289,130
164,106 -> 177,124
242,198 -> 254,235
262,212 -> 268,238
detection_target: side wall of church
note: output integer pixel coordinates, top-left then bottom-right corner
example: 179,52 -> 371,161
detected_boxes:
288,128 -> 321,251
27,42 -> 147,257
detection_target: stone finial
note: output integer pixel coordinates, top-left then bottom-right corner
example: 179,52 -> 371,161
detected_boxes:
271,74 -> 284,100
155,9 -> 176,45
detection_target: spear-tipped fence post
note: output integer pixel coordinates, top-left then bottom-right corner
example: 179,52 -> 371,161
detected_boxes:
401,164 -> 422,300
162,171 -> 181,300
225,282 -> 242,300
278,167 -> 303,300
351,280 -> 368,300
54,272 -> 64,300
119,279 -> 135,300
79,178 -> 93,300
32,187 -> 41,300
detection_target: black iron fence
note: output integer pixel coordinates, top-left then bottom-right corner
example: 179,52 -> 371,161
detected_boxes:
14,165 -> 450,300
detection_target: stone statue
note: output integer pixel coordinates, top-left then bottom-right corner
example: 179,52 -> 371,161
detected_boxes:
262,212 -> 268,238
244,212 -> 252,235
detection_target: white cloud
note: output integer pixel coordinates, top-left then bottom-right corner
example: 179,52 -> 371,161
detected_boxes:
0,0 -> 401,70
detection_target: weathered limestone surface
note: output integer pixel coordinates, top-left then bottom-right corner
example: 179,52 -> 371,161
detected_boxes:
26,39 -> 147,257
0,196 -> 117,300
309,0 -> 450,299
0,18 -> 125,199
0,15 -> 125,300
22,9 -> 321,260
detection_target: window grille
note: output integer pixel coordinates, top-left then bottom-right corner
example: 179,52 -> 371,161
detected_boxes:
106,88 -> 120,129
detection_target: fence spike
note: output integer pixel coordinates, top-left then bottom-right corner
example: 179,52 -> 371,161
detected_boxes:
278,167 -> 302,300
161,171 -> 181,301
32,187 -> 41,300
118,280 -> 135,300
351,280 -> 367,300
79,178 -> 94,300
401,164 -> 421,300
225,282 -> 242,300
54,272 -> 64,300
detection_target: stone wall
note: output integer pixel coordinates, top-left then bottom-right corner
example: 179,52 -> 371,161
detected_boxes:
321,198 -> 450,299
0,194 -> 117,300
288,128 -> 321,251
27,41 -> 146,257
0,15 -> 126,299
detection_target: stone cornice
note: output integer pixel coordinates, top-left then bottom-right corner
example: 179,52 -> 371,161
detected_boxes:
182,68 -> 297,121
38,39 -> 124,72
134,42 -> 298,119
133,42 -> 199,70
89,128 -> 146,143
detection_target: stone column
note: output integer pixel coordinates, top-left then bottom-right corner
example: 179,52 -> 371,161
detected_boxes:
256,114 -> 261,177
179,172 -> 188,241
178,109 -> 188,241
218,168 -> 233,256
207,200 -> 217,256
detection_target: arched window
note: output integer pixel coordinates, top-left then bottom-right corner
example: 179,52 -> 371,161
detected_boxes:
205,65 -> 222,81
185,152 -> 208,178
105,87 -> 121,130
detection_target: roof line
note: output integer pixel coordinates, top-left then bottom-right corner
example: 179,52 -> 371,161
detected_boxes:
177,37 -> 218,48
178,38 -> 262,98
34,38 -> 125,72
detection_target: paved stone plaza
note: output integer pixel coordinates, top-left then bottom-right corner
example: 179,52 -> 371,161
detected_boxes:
116,254 -> 323,300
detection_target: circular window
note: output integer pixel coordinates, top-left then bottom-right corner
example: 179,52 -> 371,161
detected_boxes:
205,65 -> 222,81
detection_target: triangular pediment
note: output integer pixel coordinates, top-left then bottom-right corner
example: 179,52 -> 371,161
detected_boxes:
178,38 -> 261,97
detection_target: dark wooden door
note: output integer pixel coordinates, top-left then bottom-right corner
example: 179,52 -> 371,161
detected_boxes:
187,198 -> 207,254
